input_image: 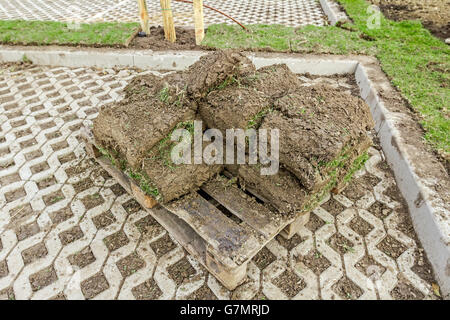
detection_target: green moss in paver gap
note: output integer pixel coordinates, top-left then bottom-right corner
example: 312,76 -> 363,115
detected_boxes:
202,0 -> 449,158
0,20 -> 138,46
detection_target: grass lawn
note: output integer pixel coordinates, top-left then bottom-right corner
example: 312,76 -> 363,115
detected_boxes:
0,20 -> 139,46
203,0 -> 449,159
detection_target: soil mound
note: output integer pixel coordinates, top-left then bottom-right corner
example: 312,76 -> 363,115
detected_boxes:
93,50 -> 375,209
185,50 -> 255,99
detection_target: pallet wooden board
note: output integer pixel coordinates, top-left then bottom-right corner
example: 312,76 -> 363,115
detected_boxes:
166,193 -> 262,268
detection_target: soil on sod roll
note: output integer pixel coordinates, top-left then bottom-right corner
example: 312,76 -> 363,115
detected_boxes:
142,122 -> 223,203
241,64 -> 304,100
261,85 -> 374,191
93,80 -> 196,169
92,49 -> 374,208
199,64 -> 305,132
184,49 -> 255,99
200,86 -> 271,131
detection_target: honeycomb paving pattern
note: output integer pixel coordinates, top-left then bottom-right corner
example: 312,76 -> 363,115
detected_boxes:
0,63 -> 440,300
0,0 -> 326,27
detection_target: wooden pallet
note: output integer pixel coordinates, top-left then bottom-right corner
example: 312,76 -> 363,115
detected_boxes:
81,126 -> 311,290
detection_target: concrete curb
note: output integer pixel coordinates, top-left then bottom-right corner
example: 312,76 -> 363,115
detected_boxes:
0,47 -> 359,74
320,0 -> 349,25
0,47 -> 207,70
0,47 -> 448,298
354,61 -> 450,299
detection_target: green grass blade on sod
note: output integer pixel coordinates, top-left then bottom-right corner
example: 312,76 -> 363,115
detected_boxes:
0,20 -> 139,46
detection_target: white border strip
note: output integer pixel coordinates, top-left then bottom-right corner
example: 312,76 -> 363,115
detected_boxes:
320,0 -> 349,25
355,64 -> 450,299
0,47 -> 448,298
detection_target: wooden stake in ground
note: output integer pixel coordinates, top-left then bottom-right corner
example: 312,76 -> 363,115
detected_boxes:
137,0 -> 150,34
160,0 -> 176,42
192,0 -> 204,45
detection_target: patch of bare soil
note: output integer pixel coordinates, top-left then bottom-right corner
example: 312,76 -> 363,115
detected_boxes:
332,276 -> 363,300
252,247 -> 276,270
21,242 -> 48,265
150,233 -> 178,258
297,250 -> 331,276
80,272 -> 109,299
0,287 -> 15,300
132,279 -> 162,300
116,252 -> 145,278
0,260 -> 8,279
187,285 -> 217,300
103,230 -> 129,252
200,86 -> 270,130
0,61 -> 34,72
68,246 -> 96,269
273,270 -> 306,298
29,266 -> 58,291
58,226 -> 84,245
369,0 -> 450,40
167,257 -> 196,285
129,26 -> 207,51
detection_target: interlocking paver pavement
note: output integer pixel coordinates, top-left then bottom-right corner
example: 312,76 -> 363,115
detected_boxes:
0,63 -> 439,300
0,0 -> 326,27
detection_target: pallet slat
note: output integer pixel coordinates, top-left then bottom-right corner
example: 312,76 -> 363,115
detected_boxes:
201,180 -> 289,239
151,205 -> 207,263
165,194 -> 261,267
